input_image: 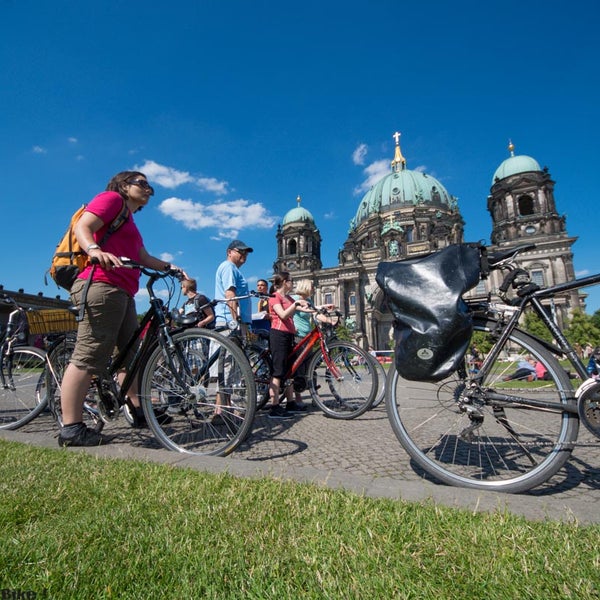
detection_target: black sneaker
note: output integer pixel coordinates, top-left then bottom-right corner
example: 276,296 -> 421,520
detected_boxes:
128,406 -> 174,428
58,424 -> 109,448
268,404 -> 294,419
285,401 -> 308,413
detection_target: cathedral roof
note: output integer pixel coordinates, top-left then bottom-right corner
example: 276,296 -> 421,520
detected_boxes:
492,141 -> 542,184
282,195 -> 315,225
352,133 -> 457,229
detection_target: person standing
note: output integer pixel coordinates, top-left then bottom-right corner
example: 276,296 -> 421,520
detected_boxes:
291,279 -> 334,406
211,240 -> 253,422
180,278 -> 215,328
268,272 -> 310,418
214,240 -> 253,331
58,171 -> 185,447
254,277 -> 271,332
256,279 -> 270,314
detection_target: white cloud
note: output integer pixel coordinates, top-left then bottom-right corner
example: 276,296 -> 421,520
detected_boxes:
196,177 -> 228,195
68,137 -> 78,144
32,145 -> 47,154
352,143 -> 368,165
135,160 -> 195,189
134,159 -> 229,195
158,196 -> 277,238
354,159 -> 390,195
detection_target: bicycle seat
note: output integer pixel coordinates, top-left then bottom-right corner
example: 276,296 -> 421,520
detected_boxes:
171,311 -> 199,326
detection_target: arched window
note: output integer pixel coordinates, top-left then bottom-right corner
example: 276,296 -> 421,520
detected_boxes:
530,269 -> 545,287
518,194 -> 535,216
288,239 -> 297,255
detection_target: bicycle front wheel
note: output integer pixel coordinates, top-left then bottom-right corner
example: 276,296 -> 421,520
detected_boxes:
366,352 -> 387,408
308,341 -> 378,419
140,329 -> 256,456
0,346 -> 48,430
386,320 -> 579,493
246,343 -> 272,410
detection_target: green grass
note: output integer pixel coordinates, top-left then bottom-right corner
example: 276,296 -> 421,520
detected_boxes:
0,440 -> 598,599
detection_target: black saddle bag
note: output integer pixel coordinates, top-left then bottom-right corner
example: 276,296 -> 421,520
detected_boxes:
376,244 -> 485,382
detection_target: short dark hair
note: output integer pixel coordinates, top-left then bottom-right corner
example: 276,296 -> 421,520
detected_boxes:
105,171 -> 148,212
272,272 -> 291,289
106,171 -> 146,195
182,278 -> 197,293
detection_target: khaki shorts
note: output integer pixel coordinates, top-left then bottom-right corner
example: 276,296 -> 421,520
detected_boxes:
69,279 -> 139,375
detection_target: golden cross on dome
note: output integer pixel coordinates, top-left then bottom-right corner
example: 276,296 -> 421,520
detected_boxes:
391,131 -> 406,171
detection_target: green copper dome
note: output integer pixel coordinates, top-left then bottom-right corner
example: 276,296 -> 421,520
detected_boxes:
283,196 -> 315,225
492,142 -> 541,184
352,136 -> 456,229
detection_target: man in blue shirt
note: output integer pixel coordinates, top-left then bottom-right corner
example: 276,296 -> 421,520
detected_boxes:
214,239 -> 253,333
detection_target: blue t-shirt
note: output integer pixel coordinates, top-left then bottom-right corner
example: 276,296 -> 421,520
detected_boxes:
292,294 -> 313,338
214,260 -> 251,324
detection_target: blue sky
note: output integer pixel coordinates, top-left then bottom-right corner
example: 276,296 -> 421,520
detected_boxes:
1,0 -> 599,313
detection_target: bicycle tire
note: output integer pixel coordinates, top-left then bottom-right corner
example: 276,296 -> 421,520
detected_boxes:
246,343 -> 272,410
308,340 -> 378,419
0,346 -> 48,430
366,352 -> 387,408
45,335 -> 104,431
386,319 -> 579,493
139,329 -> 256,456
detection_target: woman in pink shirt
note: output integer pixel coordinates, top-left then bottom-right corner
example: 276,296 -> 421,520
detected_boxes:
267,272 -> 309,418
58,171 -> 184,447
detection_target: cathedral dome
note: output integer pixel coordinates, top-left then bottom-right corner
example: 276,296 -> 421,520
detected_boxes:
283,196 -> 315,225
352,136 -> 456,229
492,142 -> 541,184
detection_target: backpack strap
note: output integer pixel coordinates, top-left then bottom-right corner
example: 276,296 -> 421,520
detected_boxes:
98,198 -> 129,246
77,199 -> 128,318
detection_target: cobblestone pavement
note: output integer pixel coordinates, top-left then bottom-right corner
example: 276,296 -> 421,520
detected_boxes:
3,400 -> 600,524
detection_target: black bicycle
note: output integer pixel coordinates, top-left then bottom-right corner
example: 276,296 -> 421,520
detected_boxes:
384,243 -> 600,493
48,259 -> 256,456
0,294 -> 53,429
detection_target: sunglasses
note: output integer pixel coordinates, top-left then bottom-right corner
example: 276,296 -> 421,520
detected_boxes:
234,248 -> 249,255
128,179 -> 154,194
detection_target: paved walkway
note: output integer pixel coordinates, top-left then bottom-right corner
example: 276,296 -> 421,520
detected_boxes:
2,402 -> 599,525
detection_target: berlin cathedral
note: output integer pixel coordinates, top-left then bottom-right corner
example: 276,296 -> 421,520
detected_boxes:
273,134 -> 579,350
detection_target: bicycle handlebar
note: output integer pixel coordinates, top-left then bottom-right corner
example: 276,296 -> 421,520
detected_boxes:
90,256 -> 185,280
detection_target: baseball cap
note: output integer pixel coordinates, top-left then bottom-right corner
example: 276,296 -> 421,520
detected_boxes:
227,240 -> 254,253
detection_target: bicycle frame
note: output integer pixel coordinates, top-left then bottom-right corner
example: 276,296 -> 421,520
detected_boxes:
90,262 -> 194,413
285,324 -> 339,382
467,269 -> 600,416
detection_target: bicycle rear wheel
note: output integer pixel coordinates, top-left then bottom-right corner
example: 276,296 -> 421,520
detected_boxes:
308,341 -> 378,419
0,346 -> 48,429
386,320 -> 579,493
45,335 -> 103,431
140,329 -> 256,456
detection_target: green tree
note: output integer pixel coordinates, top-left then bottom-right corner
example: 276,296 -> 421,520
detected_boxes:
591,309 -> 600,332
522,310 -> 554,343
563,309 -> 600,348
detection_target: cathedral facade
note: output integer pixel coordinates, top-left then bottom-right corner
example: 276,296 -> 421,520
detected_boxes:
273,135 -> 579,350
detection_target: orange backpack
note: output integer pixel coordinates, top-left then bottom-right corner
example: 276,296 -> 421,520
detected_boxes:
49,200 -> 129,291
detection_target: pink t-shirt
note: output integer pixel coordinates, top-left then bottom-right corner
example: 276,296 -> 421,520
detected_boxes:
77,191 -> 143,297
268,293 -> 296,334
